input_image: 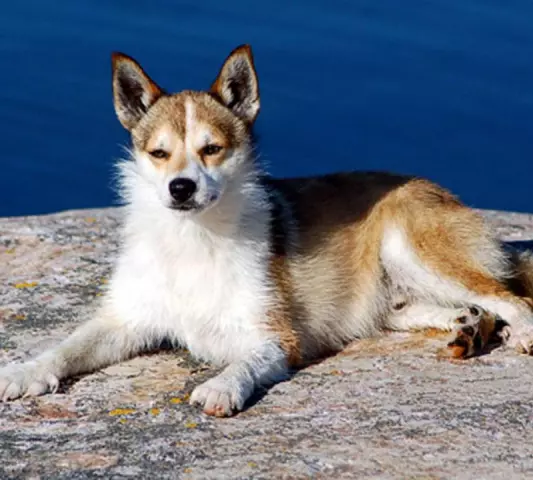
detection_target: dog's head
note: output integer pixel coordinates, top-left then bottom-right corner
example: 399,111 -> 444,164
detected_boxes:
112,45 -> 259,213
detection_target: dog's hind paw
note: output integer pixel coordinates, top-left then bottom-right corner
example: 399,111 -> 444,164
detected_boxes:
447,305 -> 504,359
0,362 -> 59,401
505,324 -> 533,355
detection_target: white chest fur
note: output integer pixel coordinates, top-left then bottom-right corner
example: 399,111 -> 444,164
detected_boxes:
107,205 -> 273,365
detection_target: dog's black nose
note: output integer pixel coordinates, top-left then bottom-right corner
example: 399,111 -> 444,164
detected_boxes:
169,178 -> 197,205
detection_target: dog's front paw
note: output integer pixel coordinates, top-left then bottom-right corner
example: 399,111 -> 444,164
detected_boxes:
0,362 -> 59,401
190,375 -> 250,417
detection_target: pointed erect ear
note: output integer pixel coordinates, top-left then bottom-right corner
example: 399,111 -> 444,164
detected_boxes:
111,53 -> 163,130
211,45 -> 260,124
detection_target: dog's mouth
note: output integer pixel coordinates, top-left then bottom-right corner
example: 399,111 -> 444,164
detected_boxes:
169,194 -> 220,213
169,200 -> 201,212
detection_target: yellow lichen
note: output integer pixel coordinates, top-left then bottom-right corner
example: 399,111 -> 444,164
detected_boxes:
170,393 -> 190,404
184,421 -> 198,429
5,248 -> 15,254
108,408 -> 136,416
183,468 -> 193,473
14,314 -> 26,321
14,281 -> 38,289
149,408 -> 161,416
248,462 -> 258,468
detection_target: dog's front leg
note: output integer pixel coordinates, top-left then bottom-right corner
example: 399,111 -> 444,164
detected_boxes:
0,308 -> 155,401
190,340 -> 288,417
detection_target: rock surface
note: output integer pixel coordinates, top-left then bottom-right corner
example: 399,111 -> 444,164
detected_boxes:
1,207 -> 533,479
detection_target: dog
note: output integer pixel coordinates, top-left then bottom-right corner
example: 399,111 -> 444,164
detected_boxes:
1,45 -> 533,417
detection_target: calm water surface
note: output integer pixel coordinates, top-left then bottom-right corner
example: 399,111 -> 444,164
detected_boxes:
1,1 -> 532,216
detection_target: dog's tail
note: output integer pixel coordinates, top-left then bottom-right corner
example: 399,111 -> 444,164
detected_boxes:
508,248 -> 533,300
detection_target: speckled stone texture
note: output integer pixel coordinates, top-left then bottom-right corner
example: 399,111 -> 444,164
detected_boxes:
1,208 -> 533,479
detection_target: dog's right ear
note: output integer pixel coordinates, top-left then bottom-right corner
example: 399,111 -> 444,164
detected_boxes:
112,53 -> 163,130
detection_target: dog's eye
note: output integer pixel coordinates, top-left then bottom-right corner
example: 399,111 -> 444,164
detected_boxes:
149,149 -> 169,159
201,144 -> 223,156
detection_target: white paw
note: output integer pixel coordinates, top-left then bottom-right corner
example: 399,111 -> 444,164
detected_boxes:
0,362 -> 59,401
505,325 -> 533,354
497,325 -> 513,344
189,375 -> 251,417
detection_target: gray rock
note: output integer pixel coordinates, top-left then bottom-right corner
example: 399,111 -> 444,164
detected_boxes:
1,207 -> 533,479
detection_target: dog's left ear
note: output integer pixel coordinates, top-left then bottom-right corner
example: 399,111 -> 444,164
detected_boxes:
112,52 -> 163,130
211,45 -> 260,124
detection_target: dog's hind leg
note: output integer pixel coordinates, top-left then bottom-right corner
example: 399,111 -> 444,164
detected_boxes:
381,224 -> 533,355
387,301 -> 508,358
387,301 -> 465,332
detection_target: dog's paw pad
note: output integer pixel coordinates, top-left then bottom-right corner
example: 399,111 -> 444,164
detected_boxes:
447,305 -> 498,359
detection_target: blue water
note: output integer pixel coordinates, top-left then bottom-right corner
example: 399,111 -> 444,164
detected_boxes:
1,1 -> 532,217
